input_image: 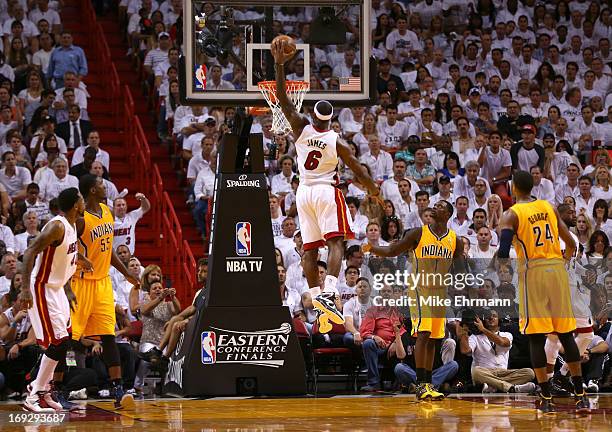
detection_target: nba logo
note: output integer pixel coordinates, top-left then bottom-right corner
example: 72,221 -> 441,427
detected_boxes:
201,331 -> 216,364
194,64 -> 207,90
236,222 -> 251,256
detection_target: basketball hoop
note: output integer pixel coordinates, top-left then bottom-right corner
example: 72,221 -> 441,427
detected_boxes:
257,80 -> 309,135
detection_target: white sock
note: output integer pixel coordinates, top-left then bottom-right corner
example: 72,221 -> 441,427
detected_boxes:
309,287 -> 321,298
30,354 -> 58,395
324,275 -> 338,295
560,363 -> 569,376
547,372 -> 554,380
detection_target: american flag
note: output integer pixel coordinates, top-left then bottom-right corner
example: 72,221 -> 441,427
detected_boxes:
339,77 -> 361,91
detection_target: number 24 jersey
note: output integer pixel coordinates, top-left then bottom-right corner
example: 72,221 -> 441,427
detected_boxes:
511,199 -> 562,261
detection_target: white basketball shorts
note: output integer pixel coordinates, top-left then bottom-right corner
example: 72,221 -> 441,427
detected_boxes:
296,184 -> 354,250
28,282 -> 71,349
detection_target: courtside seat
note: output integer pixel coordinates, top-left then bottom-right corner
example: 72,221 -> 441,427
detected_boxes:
309,322 -> 358,394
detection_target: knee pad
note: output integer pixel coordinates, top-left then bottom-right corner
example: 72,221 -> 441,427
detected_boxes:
575,332 -> 594,355
557,331 -> 580,364
45,339 -> 71,362
101,335 -> 121,368
528,334 -> 548,369
544,335 -> 562,365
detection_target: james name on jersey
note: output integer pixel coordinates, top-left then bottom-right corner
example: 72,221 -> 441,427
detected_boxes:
306,138 -> 327,150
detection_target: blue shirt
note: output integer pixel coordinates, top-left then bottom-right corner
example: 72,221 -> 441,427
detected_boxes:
47,45 -> 88,80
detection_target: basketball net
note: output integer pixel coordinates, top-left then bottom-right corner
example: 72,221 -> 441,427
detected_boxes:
257,80 -> 309,135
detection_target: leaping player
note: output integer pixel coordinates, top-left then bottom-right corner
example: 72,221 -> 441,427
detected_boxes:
271,38 -> 380,333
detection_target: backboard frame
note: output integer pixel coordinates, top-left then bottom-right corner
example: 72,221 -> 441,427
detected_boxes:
180,0 -> 375,107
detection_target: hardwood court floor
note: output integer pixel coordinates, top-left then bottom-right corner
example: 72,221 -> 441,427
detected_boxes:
1,394 -> 611,431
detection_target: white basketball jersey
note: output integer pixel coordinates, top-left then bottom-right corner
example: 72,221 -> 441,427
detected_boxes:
32,216 -> 78,289
560,232 -> 591,320
295,124 -> 340,186
113,208 -> 144,254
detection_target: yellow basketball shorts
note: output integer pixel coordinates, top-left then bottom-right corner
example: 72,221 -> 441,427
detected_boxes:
408,286 -> 446,339
518,260 -> 576,335
70,276 -> 116,340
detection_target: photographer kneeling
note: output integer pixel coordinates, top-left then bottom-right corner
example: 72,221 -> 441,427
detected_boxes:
458,309 -> 535,393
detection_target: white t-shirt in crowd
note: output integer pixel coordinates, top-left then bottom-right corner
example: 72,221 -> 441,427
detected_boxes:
113,207 -> 144,254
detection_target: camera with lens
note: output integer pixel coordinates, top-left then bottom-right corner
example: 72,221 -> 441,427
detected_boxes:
195,6 -> 237,61
460,308 -> 483,335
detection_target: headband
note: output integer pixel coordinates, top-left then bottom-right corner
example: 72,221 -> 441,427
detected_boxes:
314,101 -> 333,121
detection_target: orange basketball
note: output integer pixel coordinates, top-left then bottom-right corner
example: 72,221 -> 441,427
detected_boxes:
273,34 -> 297,57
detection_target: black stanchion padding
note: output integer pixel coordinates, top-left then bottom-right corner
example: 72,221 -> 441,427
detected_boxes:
164,131 -> 307,396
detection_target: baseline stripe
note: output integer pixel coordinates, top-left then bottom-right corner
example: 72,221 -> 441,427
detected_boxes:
34,248 -> 51,347
334,188 -> 353,236
36,246 -> 56,347
334,188 -> 345,234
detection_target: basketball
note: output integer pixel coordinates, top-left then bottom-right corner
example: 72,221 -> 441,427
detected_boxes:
272,34 -> 297,57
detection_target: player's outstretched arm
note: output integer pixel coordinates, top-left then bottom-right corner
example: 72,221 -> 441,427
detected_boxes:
363,227 -> 421,258
336,138 -> 379,196
554,206 -> 576,261
271,39 -> 308,135
21,221 -> 65,309
64,280 -> 77,312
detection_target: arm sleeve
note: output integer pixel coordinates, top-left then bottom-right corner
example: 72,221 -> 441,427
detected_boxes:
498,229 -> 514,258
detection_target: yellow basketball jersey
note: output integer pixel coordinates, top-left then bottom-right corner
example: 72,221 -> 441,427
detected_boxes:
412,225 -> 457,277
511,199 -> 562,261
78,203 -> 114,280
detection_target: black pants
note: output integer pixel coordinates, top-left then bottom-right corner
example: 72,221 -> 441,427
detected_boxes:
62,367 -> 99,392
118,343 -> 137,388
85,343 -> 138,389
583,354 -> 608,381
0,345 -> 41,392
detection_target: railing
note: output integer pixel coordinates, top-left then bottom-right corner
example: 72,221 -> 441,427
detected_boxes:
82,0 -> 198,305
151,164 -> 163,246
183,240 -> 197,298
161,192 -> 190,304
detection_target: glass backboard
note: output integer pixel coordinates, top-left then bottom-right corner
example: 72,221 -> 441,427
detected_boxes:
180,0 -> 374,107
